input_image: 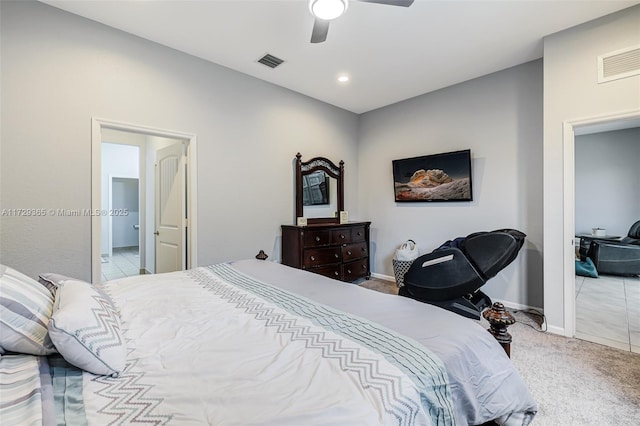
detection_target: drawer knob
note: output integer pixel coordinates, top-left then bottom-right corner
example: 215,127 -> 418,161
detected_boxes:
340,234 -> 345,239
310,256 -> 315,261
334,253 -> 339,258
347,269 -> 352,274
362,265 -> 366,270
362,248 -> 366,252
347,250 -> 352,256
334,271 -> 339,276
357,232 -> 362,236
316,236 -> 321,242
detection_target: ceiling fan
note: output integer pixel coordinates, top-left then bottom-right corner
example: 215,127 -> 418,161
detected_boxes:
309,0 -> 415,43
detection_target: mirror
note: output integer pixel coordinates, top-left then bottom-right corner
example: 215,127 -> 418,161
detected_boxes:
302,171 -> 330,206
295,153 -> 344,224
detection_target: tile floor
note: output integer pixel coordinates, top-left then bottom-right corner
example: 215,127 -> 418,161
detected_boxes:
101,246 -> 141,282
575,273 -> 640,353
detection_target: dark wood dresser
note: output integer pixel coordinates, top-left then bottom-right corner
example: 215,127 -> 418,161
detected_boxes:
281,222 -> 371,282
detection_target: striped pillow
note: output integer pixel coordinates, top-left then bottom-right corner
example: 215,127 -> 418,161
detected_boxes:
0,265 -> 57,355
48,280 -> 126,376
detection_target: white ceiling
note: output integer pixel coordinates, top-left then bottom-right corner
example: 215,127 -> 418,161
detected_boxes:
42,0 -> 640,114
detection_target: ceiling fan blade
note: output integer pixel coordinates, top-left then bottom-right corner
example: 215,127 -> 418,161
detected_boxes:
357,0 -> 414,6
311,18 -> 330,43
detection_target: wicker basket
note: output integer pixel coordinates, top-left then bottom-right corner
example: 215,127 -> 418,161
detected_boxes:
392,258 -> 414,287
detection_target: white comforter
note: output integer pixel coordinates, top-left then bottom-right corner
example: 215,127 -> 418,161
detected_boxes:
1,260 -> 536,426
78,263 -> 455,425
230,260 -> 537,426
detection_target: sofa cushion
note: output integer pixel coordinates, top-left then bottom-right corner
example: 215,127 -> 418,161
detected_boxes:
627,220 -> 640,240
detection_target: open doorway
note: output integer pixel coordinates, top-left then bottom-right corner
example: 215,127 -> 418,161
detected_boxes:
562,109 -> 640,353
574,126 -> 640,352
102,176 -> 141,281
100,140 -> 141,281
91,118 -> 198,284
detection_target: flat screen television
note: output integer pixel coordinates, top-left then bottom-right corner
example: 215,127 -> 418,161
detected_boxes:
392,149 -> 473,202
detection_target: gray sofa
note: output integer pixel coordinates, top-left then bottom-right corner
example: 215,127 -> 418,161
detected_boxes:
587,220 -> 640,277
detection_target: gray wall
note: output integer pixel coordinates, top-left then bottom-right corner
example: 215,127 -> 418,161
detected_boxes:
575,128 -> 640,237
543,4 -> 640,333
0,1 -> 359,281
2,1 -> 638,320
358,60 -> 544,309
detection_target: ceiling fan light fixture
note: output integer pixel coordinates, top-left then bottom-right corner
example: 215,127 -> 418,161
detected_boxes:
309,0 -> 348,21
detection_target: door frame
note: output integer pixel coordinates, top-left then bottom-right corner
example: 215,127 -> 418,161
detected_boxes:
91,117 -> 198,284
561,108 -> 640,337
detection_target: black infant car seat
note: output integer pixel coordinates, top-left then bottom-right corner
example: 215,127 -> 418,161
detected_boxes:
401,229 -> 526,319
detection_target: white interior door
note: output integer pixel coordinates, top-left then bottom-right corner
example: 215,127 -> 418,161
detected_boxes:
155,143 -> 185,274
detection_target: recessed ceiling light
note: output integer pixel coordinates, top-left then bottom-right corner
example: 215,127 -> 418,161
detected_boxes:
337,74 -> 350,83
309,0 -> 349,21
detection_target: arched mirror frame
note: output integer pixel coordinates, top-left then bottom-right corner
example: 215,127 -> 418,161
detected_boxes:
295,153 -> 344,225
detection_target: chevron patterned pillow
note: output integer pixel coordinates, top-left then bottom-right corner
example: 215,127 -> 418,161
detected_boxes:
48,280 -> 126,376
38,272 -> 121,317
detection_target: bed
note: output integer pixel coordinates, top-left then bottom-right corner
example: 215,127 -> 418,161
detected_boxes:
0,259 -> 537,425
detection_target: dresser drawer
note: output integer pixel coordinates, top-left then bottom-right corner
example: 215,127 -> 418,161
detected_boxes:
304,229 -> 331,247
343,258 -> 368,281
303,247 -> 341,268
330,228 -> 352,244
342,242 -> 368,261
351,226 -> 366,242
281,222 -> 371,283
310,264 -> 342,280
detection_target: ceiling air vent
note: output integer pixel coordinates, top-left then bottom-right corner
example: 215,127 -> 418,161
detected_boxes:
257,53 -> 285,69
598,45 -> 640,83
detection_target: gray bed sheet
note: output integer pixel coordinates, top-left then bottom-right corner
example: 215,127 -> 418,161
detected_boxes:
231,259 -> 537,426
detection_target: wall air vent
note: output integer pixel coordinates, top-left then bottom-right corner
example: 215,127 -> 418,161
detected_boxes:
598,45 -> 640,83
257,53 -> 285,69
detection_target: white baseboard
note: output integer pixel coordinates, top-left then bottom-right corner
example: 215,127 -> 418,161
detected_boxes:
493,299 -> 541,313
545,325 -> 567,336
370,272 -> 396,282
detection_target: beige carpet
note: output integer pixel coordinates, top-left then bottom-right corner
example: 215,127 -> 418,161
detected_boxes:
359,278 -> 640,425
